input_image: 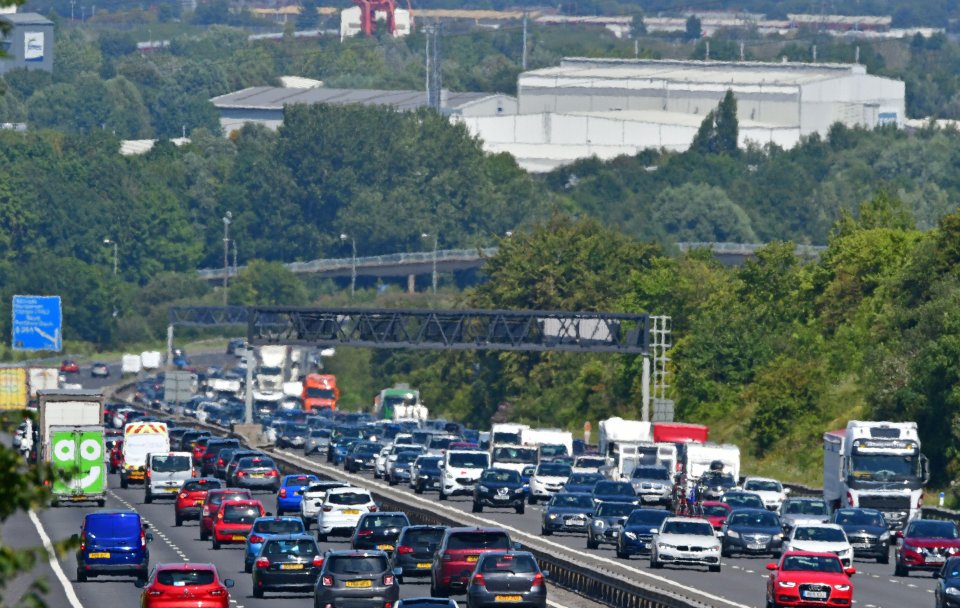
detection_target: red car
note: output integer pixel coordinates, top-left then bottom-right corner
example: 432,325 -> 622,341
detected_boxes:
175,478 -> 224,527
766,551 -> 855,607
199,489 -> 252,541
700,501 -> 732,531
192,437 -> 212,463
895,519 -> 960,576
431,527 -> 516,596
211,499 -> 266,550
60,359 -> 79,374
136,562 -> 234,608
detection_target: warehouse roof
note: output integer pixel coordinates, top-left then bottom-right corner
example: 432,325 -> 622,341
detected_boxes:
522,58 -> 870,88
210,86 -> 495,112
1,12 -> 54,25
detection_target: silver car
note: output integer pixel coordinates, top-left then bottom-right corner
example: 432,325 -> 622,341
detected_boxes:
779,497 -> 831,534
629,465 -> 673,507
304,429 -> 331,455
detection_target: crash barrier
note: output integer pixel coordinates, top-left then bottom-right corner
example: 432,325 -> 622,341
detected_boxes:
782,482 -> 960,523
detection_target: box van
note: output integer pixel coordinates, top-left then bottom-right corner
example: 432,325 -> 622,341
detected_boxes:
75,510 -> 152,582
145,452 -> 194,503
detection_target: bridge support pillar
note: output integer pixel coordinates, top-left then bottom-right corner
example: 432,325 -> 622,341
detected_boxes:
407,274 -> 416,294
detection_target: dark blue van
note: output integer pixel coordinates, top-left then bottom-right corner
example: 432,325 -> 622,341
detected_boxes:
76,510 -> 152,581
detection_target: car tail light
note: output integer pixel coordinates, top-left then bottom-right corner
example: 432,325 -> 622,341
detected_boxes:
279,488 -> 287,498
531,572 -> 544,588
249,535 -> 265,544
369,505 -> 377,512
846,492 -> 855,507
358,530 -> 373,536
217,458 -> 224,466
255,558 -> 270,569
146,469 -> 151,479
397,545 -> 413,554
472,573 -> 485,587
202,506 -> 211,516
178,492 -> 188,500
267,470 -> 278,477
442,553 -> 452,561
80,536 -> 86,552
918,494 -> 924,509
237,471 -> 247,477
140,529 -> 147,549
383,574 -> 395,586
192,469 -> 198,478
312,556 -> 324,567
322,575 -> 334,586
323,506 -> 332,512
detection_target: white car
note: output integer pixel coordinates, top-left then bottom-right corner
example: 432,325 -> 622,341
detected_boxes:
650,517 -> 722,572
742,476 -> 789,510
572,456 -> 607,473
299,480 -> 349,528
376,443 -> 420,479
440,450 -> 491,500
374,446 -> 392,479
528,462 -> 573,504
316,487 -> 377,542
783,523 -> 854,567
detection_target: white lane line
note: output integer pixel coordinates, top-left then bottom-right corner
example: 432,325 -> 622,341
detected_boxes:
28,509 -> 85,608
278,449 -> 752,608
108,491 -> 190,562
546,600 -> 574,608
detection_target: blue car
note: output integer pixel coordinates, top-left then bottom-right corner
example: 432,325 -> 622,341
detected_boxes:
615,509 -> 671,558
591,480 -> 639,505
564,472 -> 604,494
520,465 -> 536,496
276,473 -> 320,515
243,516 -> 307,573
76,510 -> 152,582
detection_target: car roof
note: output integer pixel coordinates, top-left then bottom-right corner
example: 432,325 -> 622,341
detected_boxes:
155,562 -> 218,571
263,533 -> 315,541
85,510 -> 139,519
254,515 -> 303,522
728,508 -> 775,515
445,526 -> 509,535
327,486 -> 370,495
324,549 -> 390,557
282,474 -> 318,482
663,516 -> 711,523
794,523 -> 842,529
476,550 -> 536,560
220,499 -> 262,506
359,511 -> 407,518
781,550 -> 844,559
701,501 -> 731,508
744,476 -> 779,482
553,492 -> 594,499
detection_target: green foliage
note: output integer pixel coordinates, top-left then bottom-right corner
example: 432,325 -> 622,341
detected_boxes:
690,90 -> 739,156
685,15 -> 701,41
298,0 -> 320,29
98,30 -> 138,57
227,260 -> 310,306
652,183 -> 756,242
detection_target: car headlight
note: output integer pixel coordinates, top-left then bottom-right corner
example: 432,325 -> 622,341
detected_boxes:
514,487 -> 525,493
879,531 -> 890,542
773,533 -> 782,539
726,530 -> 739,538
394,467 -> 404,473
778,581 -> 797,588
657,543 -> 676,550
549,513 -> 559,520
946,587 -> 960,596
625,531 -> 637,540
834,584 -> 850,592
478,485 -> 489,492
593,520 -> 605,528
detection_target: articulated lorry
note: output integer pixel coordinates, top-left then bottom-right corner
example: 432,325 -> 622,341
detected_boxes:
302,374 -> 339,412
38,389 -> 107,507
374,384 -> 428,421
824,421 -> 928,530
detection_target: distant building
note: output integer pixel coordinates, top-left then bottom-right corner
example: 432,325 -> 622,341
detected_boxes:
340,6 -> 411,41
210,85 -> 517,135
0,13 -> 54,75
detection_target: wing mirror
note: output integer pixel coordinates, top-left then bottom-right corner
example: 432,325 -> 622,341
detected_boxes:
844,567 -> 857,576
223,579 -> 235,588
393,567 -> 403,577
542,570 -> 551,578
134,579 -> 146,588
146,532 -> 154,543
513,541 -> 522,550
766,563 -> 778,571
783,488 -> 791,494
894,530 -> 904,539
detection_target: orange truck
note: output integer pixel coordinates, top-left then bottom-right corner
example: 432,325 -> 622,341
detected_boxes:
302,374 -> 339,412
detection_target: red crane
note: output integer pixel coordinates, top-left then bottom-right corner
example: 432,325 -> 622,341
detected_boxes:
352,0 -> 414,36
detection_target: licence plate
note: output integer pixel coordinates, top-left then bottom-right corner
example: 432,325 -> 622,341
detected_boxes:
251,473 -> 265,478
345,580 -> 372,588
88,552 -> 111,559
852,543 -> 871,549
417,562 -> 431,569
494,495 -> 509,501
166,487 -> 180,492
280,563 -> 304,570
495,596 -> 523,602
195,500 -> 204,505
232,535 -> 247,541
466,556 -> 479,563
802,591 -> 827,599
928,556 -> 946,563
343,509 -> 360,515
567,520 -> 585,526
747,543 -> 765,550
378,544 -> 394,551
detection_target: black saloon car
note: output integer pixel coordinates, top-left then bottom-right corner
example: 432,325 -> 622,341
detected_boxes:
541,493 -> 595,535
392,525 -> 447,581
252,534 -> 323,598
720,508 -> 784,557
351,512 -> 411,553
831,508 -> 890,564
473,469 -> 525,514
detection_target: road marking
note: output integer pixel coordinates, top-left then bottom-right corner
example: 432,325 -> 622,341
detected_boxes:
109,491 -> 189,562
28,509 -> 85,608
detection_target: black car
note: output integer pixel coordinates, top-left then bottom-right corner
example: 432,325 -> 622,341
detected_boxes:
616,509 -> 671,558
831,508 -> 891,563
590,481 -> 639,505
935,556 -> 960,608
411,456 -> 443,494
392,525 -> 447,581
313,550 -> 400,608
699,472 -> 738,500
252,534 -> 323,598
721,491 -> 766,511
586,501 -> 638,549
277,422 -> 310,449
465,551 -> 548,608
473,468 -> 526,514
344,441 -> 382,473
541,493 -> 596,536
563,472 -> 604,494
351,512 -> 412,552
387,451 -> 420,486
720,508 -> 784,557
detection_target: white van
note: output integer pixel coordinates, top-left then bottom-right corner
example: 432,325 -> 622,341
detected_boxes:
144,451 -> 194,503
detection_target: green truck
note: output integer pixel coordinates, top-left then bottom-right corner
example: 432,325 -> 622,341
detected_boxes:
39,389 -> 107,507
374,384 -> 424,420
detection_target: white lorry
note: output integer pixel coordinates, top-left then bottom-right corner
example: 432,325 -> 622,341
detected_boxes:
520,428 -> 573,460
121,354 -> 142,375
684,443 -> 740,482
598,417 -> 652,458
28,368 -> 60,405
490,423 -> 529,447
824,421 -> 928,530
37,389 -> 107,507
255,345 -> 288,395
120,421 -> 170,489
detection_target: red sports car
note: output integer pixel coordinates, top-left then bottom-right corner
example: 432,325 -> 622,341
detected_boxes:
211,499 -> 265,550
766,551 -> 855,607
60,360 -> 79,374
700,501 -> 732,532
136,562 -> 234,608
175,478 -> 223,527
199,489 -> 252,541
895,519 -> 960,576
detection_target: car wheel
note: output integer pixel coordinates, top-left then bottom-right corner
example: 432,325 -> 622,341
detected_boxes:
144,493 -> 152,504
527,494 -> 536,505
317,532 -> 327,543
709,564 -> 721,573
721,545 -> 731,558
120,476 -> 128,489
515,503 -> 525,515
200,529 -> 209,541
587,535 -> 598,550
212,537 -> 220,550
76,569 -> 87,583
431,581 -> 448,598
616,546 -> 628,559
650,551 -> 662,569
878,551 -> 890,564
244,562 -> 252,574
542,528 -> 552,536
414,484 -> 423,495
389,477 -> 396,486
472,501 -> 482,513
894,561 -> 908,577
175,514 -> 182,527
438,491 -> 447,501
253,586 -> 263,598
97,499 -> 105,507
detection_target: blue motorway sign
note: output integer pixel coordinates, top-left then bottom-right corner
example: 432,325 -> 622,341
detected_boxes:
11,295 -> 62,352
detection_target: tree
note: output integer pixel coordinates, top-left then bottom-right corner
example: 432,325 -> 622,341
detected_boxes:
298,0 -> 320,29
228,260 -> 310,306
98,30 -> 138,58
652,183 -> 757,242
690,89 -> 739,155
685,15 -> 702,41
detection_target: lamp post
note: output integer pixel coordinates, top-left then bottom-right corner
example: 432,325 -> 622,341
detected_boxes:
102,238 -> 118,276
421,232 -> 438,294
222,211 -> 232,307
340,233 -> 356,298
232,239 -> 238,276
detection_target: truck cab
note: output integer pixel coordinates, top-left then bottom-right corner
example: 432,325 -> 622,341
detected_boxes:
302,374 -> 339,412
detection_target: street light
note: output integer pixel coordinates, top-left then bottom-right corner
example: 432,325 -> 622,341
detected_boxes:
421,232 -> 438,294
222,211 -> 232,307
340,233 -> 356,298
102,238 -> 118,276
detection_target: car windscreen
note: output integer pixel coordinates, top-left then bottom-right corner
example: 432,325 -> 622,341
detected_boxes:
744,479 -> 781,492
306,483 -> 346,493
327,491 -> 372,505
285,424 -> 309,434
360,515 -> 409,529
283,475 -> 316,487
537,463 -> 571,476
307,388 -> 336,399
254,519 -> 305,534
597,502 -> 637,517
627,510 -> 670,526
85,515 -> 142,539
728,511 -> 780,528
493,447 -> 537,463
492,432 -> 521,445
907,520 -> 960,539
447,532 -> 511,551
263,539 -> 318,556
448,452 -> 490,468
540,444 -> 567,457
724,495 -> 763,508
479,554 -> 538,573
781,555 -> 842,573
151,455 -> 192,472
429,436 -> 455,449
327,555 -> 388,574
662,521 -> 714,536
209,491 -> 250,505
222,505 -> 260,524
834,510 -> 884,527
632,467 -> 671,480
394,452 -> 419,465
481,470 -> 521,483
575,457 -> 606,468
701,504 -> 730,517
784,500 -> 828,515
157,569 -> 216,586
238,457 -> 275,468
183,479 -> 222,492
551,494 -> 595,509
417,458 -> 442,471
404,528 -> 446,546
794,527 -> 846,542
310,430 -> 331,438
594,482 -> 635,496
567,473 -> 602,485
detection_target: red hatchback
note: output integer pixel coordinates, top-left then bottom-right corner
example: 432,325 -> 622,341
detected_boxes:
199,489 -> 252,541
211,499 -> 266,550
700,501 -> 733,532
136,562 -> 234,608
895,519 -> 960,576
431,527 -> 516,596
766,551 -> 855,607
175,478 -> 224,527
